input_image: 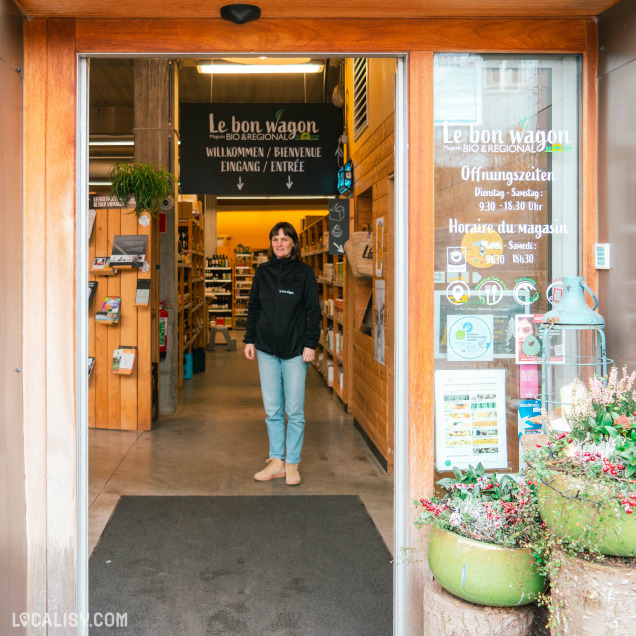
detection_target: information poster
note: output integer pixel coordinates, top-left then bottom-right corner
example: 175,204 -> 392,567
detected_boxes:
434,291 -> 524,359
434,369 -> 508,470
447,315 -> 494,362
374,280 -> 386,365
375,217 -> 384,277
518,398 -> 543,469
515,314 -> 544,364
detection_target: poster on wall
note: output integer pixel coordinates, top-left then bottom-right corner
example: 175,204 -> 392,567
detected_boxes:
518,398 -> 543,470
179,103 -> 342,196
434,369 -> 508,470
374,280 -> 386,365
515,314 -> 544,364
375,217 -> 384,277
447,314 -> 494,362
434,291 -> 524,359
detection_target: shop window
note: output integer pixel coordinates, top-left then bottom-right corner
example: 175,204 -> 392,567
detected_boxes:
432,54 -> 581,475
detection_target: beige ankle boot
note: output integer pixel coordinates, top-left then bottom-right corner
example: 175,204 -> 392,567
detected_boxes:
254,458 -> 286,481
285,463 -> 301,486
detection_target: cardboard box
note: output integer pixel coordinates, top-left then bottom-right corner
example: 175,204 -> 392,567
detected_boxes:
178,201 -> 194,220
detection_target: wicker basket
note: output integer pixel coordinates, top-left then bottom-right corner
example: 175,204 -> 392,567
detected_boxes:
344,230 -> 374,280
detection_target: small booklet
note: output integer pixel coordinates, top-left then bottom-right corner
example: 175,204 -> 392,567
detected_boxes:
88,281 -> 98,308
110,235 -> 148,268
135,279 -> 151,305
112,346 -> 137,375
92,256 -> 111,270
95,296 -> 122,324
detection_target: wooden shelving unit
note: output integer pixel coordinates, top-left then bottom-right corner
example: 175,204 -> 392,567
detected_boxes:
177,216 -> 206,387
233,250 -> 253,329
205,264 -> 233,329
300,214 -> 348,406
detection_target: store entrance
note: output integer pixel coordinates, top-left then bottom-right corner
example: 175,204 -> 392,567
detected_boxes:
85,54 -> 403,634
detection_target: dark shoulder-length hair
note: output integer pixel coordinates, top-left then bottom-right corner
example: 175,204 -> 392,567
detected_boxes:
268,221 -> 301,261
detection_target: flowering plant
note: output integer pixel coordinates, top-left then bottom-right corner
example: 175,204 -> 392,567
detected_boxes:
525,367 -> 636,512
564,366 -> 636,480
413,463 -> 544,550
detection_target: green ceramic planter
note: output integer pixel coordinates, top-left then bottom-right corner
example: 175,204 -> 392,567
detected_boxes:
538,473 -> 636,557
427,525 -> 545,607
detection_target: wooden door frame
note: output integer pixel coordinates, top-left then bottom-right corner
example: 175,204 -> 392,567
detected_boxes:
23,17 -> 597,635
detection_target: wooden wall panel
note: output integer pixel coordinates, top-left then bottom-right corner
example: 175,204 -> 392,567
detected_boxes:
14,0 -> 619,20
93,209 -> 109,428
22,19 -> 48,633
44,17 -> 78,632
408,53 -> 436,507
583,20 -> 599,294
349,112 -> 395,472
137,214 -> 154,431
75,18 -> 589,54
407,51 -> 436,636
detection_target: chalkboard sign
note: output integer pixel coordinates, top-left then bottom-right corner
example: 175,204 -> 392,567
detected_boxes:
328,199 -> 350,255
179,103 -> 342,196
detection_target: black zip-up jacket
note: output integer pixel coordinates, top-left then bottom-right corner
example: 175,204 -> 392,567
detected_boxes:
243,256 -> 321,359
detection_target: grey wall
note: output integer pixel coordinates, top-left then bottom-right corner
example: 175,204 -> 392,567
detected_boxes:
598,0 -> 636,369
0,0 -> 26,633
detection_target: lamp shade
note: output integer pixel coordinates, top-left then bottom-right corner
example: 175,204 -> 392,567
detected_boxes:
542,276 -> 604,327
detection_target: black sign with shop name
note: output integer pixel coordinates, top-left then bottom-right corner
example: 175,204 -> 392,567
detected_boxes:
179,103 -> 342,196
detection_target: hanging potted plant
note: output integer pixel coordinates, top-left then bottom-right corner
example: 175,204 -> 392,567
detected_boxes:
109,161 -> 177,217
414,464 -> 547,607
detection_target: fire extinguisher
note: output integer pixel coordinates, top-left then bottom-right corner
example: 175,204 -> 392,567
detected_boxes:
159,299 -> 171,359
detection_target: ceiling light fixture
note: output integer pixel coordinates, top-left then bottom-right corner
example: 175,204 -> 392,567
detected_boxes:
221,57 -> 312,65
89,140 -> 135,146
197,63 -> 324,74
217,196 -> 334,201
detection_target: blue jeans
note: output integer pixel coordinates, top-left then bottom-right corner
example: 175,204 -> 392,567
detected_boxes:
256,350 -> 309,464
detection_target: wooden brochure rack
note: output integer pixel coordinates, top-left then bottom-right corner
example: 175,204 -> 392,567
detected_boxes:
88,206 -> 159,431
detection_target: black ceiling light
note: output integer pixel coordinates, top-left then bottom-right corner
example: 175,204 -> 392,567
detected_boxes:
220,4 -> 261,25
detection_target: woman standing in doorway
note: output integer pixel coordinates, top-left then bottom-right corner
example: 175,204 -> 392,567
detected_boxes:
244,222 -> 321,486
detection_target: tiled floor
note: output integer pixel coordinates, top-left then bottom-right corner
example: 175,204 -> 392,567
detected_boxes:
89,340 -> 394,555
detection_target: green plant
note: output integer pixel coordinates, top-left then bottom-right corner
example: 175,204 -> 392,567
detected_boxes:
565,366 -> 636,479
414,463 -> 546,553
523,367 -> 636,563
109,161 -> 177,217
526,366 -> 636,512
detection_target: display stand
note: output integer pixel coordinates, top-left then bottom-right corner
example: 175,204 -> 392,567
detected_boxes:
206,261 -> 233,329
177,209 -> 206,387
88,206 -> 158,431
301,215 -> 348,406
233,250 -> 253,329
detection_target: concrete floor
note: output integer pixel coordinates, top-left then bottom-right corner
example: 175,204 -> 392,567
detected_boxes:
89,338 -> 394,556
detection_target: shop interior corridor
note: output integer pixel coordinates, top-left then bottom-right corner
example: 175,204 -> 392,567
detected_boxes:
89,335 -> 394,556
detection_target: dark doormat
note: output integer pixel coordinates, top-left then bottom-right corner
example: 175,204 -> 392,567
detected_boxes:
90,495 -> 393,635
